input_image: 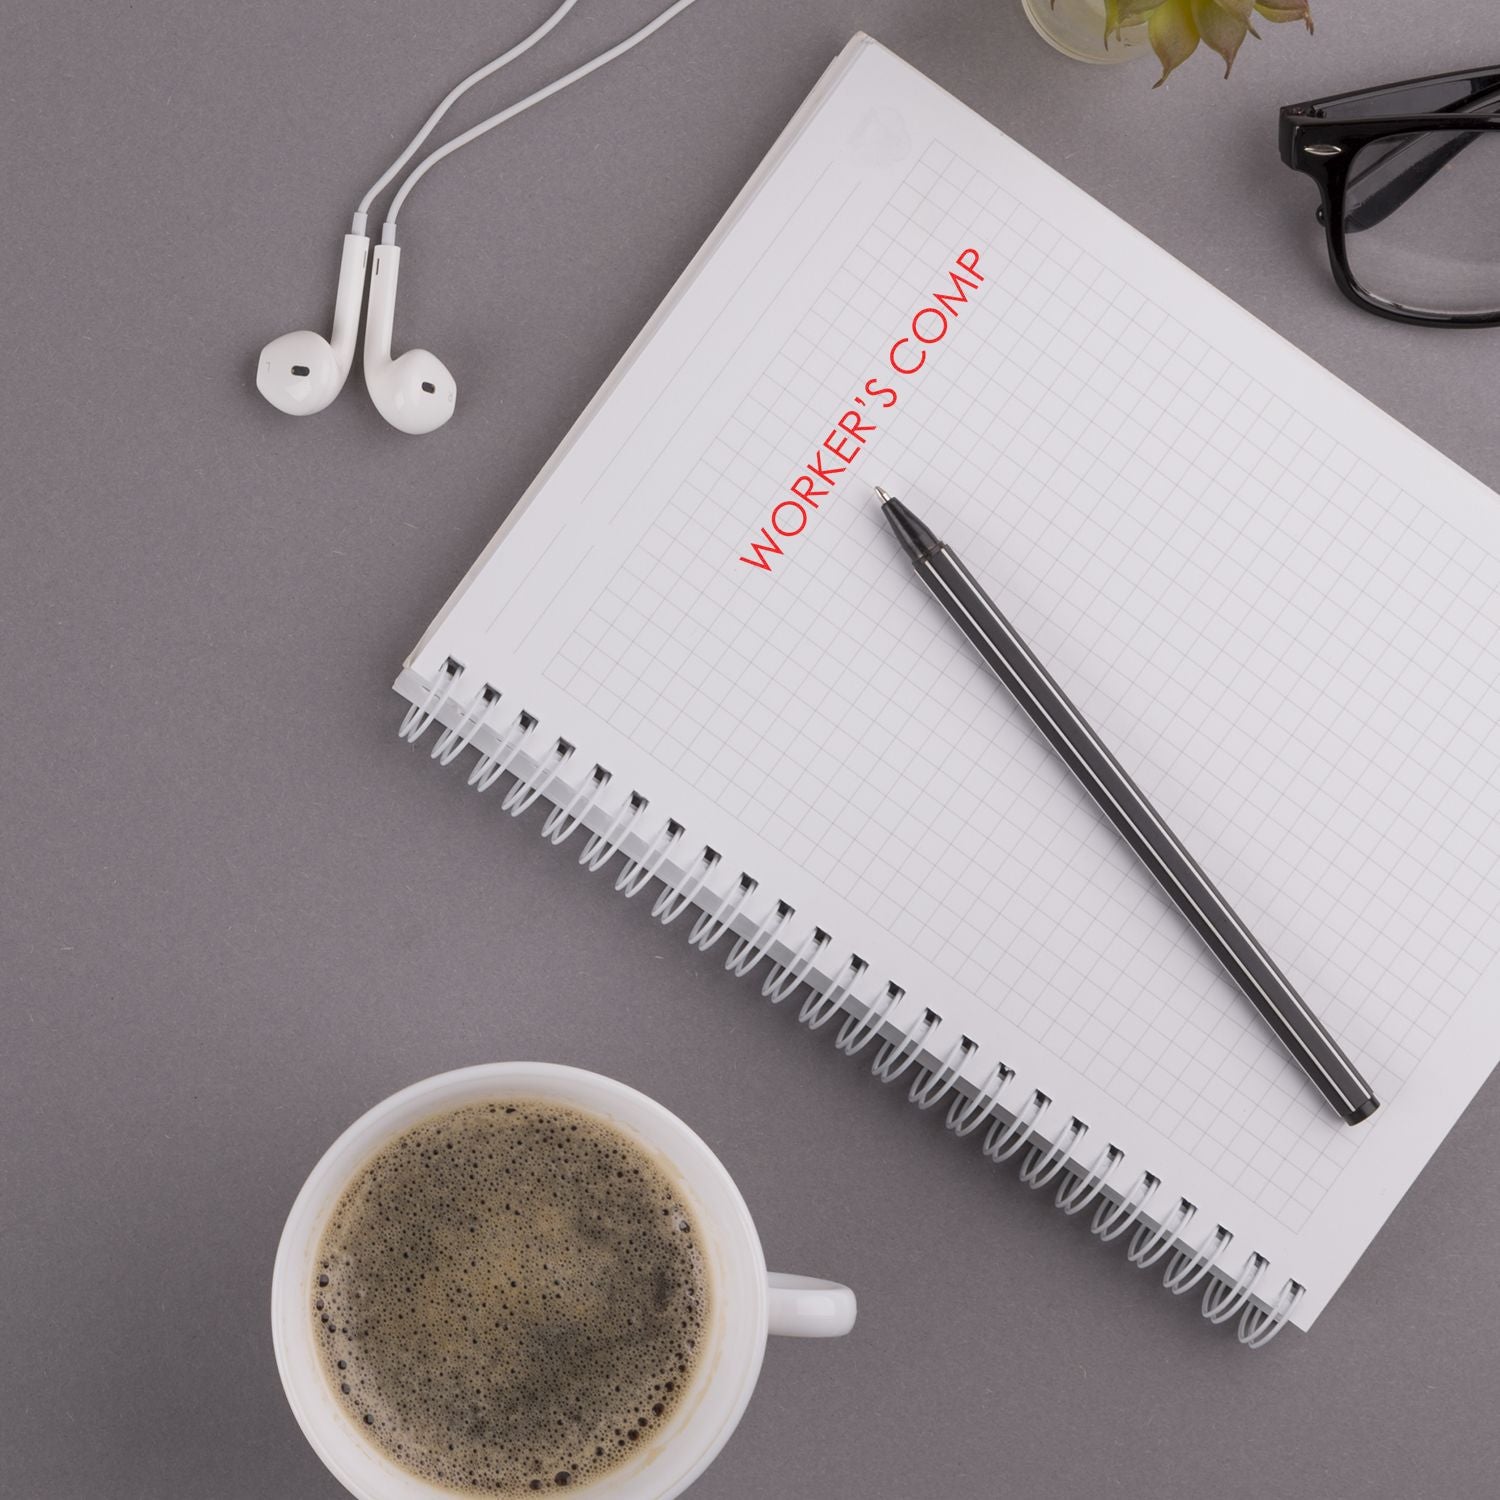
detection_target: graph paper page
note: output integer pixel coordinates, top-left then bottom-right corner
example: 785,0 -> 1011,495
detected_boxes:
407,37 -> 1500,1328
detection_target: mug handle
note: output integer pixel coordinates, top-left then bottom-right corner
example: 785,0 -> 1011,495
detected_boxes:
766,1272 -> 857,1338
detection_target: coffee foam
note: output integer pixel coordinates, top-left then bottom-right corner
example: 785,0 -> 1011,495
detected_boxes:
313,1100 -> 709,1495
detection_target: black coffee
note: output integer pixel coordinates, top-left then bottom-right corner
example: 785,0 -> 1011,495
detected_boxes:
312,1099 -> 709,1495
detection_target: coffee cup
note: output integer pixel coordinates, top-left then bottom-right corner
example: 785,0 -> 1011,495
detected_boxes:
272,1063 -> 856,1499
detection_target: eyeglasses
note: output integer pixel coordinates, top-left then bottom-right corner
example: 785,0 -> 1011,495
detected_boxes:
1280,66 -> 1500,327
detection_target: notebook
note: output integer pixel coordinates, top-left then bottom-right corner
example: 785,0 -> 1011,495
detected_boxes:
394,35 -> 1500,1343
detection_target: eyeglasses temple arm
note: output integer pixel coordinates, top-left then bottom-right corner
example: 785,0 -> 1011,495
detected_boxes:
1337,78 -> 1500,233
1342,130 -> 1481,233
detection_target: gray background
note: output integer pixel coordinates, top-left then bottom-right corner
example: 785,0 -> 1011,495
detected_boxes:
3,0 -> 1498,1495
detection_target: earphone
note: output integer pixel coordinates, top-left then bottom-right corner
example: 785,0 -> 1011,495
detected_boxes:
257,231 -> 371,416
256,0 -> 704,435
356,242 -> 454,435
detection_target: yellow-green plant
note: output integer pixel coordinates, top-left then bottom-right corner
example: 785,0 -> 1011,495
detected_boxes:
1107,0 -> 1314,85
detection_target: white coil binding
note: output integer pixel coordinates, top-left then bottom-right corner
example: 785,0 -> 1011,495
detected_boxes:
400,659 -> 458,742
983,1089 -> 1048,1164
615,819 -> 679,899
688,876 -> 752,954
1162,1224 -> 1230,1295
1019,1116 -> 1087,1191
1202,1252 -> 1265,1325
431,683 -> 498,765
541,766 -> 607,846
579,793 -> 643,872
1127,1199 -> 1195,1270
1238,1278 -> 1303,1348
944,1062 -> 1012,1137
503,739 -> 570,817
833,982 -> 903,1059
798,956 -> 865,1032
469,713 -> 534,793
399,677 -> 1304,1346
910,1034 -> 974,1109
762,928 -> 826,1003
871,1006 -> 937,1084
725,901 -> 789,977
1091,1171 -> 1157,1243
1055,1143 -> 1121,1216
651,847 -> 716,925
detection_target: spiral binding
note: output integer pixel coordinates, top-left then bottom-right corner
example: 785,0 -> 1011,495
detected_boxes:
398,661 -> 1306,1347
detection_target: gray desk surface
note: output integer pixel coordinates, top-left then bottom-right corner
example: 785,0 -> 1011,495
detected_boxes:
5,2 -> 1500,1496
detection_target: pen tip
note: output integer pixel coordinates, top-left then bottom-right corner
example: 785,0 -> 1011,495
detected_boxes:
874,485 -> 893,505
880,491 -> 942,562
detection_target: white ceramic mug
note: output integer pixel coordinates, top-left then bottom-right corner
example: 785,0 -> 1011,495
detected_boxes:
272,1064 -> 856,1500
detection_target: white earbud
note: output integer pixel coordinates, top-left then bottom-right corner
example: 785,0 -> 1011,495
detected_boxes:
253,0 -> 704,436
256,233 -> 369,415
363,242 -> 456,435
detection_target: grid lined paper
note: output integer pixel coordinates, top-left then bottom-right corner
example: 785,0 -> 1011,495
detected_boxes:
540,139 -> 1500,1235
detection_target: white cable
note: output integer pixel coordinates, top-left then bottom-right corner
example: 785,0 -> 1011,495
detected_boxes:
350,0 -> 580,235
381,0 -> 705,239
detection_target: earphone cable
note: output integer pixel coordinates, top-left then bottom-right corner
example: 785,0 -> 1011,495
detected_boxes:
351,0 -> 580,234
379,0 -> 705,241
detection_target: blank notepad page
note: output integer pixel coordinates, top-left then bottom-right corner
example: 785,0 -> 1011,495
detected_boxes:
413,38 -> 1500,1327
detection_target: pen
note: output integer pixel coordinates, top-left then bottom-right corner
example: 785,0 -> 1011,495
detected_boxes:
877,486 -> 1379,1127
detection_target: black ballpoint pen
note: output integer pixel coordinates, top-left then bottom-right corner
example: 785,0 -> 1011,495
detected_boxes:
877,486 -> 1379,1127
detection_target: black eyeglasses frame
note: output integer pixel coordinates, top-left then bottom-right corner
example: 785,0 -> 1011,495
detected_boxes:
1280,65 -> 1500,329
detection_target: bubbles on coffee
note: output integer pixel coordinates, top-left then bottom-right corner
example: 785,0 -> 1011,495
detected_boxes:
313,1100 -> 709,1496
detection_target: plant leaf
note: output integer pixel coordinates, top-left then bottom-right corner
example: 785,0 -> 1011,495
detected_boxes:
1215,0 -> 1255,19
1192,0 -> 1252,76
1117,0 -> 1166,24
1254,0 -> 1314,30
1148,0 -> 1201,86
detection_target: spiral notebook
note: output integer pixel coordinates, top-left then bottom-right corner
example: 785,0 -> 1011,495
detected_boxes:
394,35 -> 1500,1343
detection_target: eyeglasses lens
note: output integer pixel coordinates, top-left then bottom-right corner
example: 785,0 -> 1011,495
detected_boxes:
1343,131 -> 1500,317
